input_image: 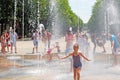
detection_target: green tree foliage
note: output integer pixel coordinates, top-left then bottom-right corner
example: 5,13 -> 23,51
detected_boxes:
56,0 -> 83,30
0,0 -> 83,36
0,0 -> 49,36
0,0 -> 14,32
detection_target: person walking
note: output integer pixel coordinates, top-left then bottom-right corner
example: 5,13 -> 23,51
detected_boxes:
109,33 -> 120,66
65,30 -> 74,72
9,29 -> 18,53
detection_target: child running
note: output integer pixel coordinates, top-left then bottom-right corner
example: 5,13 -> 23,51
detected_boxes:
60,43 -> 90,80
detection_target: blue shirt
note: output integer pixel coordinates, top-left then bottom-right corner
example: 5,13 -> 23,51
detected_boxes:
110,35 -> 119,49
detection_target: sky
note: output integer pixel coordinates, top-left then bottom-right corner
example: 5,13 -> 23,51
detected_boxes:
68,0 -> 96,23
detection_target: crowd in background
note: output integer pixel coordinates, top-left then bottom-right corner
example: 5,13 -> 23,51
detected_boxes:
0,27 -> 120,66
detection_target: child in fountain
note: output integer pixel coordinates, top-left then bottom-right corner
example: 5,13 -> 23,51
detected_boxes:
47,43 -> 60,61
60,43 -> 90,80
47,46 -> 53,61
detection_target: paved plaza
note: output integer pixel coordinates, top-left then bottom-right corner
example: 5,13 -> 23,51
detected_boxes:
0,37 -> 120,80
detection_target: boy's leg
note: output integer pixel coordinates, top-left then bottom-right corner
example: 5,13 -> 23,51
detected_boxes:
114,55 -> 118,65
114,48 -> 118,65
32,47 -> 34,53
36,41 -> 38,53
33,41 -> 36,53
2,46 -> 5,54
15,43 -> 17,53
7,42 -> 9,52
10,43 -> 13,53
36,46 -> 38,53
15,46 -> 17,53
112,48 -> 118,66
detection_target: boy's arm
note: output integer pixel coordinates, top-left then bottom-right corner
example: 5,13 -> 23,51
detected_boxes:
79,52 -> 90,61
61,53 -> 72,59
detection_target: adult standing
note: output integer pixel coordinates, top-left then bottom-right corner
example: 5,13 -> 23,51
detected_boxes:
109,33 -> 120,66
42,29 -> 51,53
1,32 -> 6,55
4,30 -> 10,52
65,30 -> 74,72
65,30 -> 74,55
9,29 -> 18,53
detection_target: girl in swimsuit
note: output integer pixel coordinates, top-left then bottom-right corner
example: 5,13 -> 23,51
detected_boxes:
60,43 -> 90,80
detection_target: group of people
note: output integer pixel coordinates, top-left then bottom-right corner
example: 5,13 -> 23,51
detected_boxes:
91,31 -> 120,66
31,28 -> 90,80
65,30 -> 90,56
64,29 -> 91,80
32,29 -> 61,61
65,30 -> 90,55
0,29 -> 18,55
32,29 -> 52,54
1,27 -> 120,80
91,31 -> 106,54
63,29 -> 120,80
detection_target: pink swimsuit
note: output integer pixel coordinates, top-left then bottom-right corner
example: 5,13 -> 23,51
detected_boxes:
47,48 -> 52,54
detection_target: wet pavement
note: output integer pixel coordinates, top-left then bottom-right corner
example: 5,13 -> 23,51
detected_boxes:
0,59 -> 120,80
0,38 -> 120,80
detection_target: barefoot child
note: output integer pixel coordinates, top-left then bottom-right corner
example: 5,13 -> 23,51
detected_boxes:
47,42 -> 60,61
60,43 -> 90,80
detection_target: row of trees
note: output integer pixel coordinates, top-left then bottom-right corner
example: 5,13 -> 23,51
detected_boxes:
0,0 -> 50,37
0,0 -> 83,37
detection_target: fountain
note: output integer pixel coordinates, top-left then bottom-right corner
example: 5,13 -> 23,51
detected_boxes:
50,0 -> 64,39
1,0 -> 120,80
105,0 -> 120,34
103,0 -> 120,65
7,0 -> 21,72
0,0 -> 78,79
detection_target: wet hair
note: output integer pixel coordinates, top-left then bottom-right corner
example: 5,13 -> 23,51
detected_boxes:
73,43 -> 79,49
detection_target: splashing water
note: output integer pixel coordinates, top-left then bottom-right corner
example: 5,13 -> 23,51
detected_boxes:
105,0 -> 120,33
50,0 -> 64,39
